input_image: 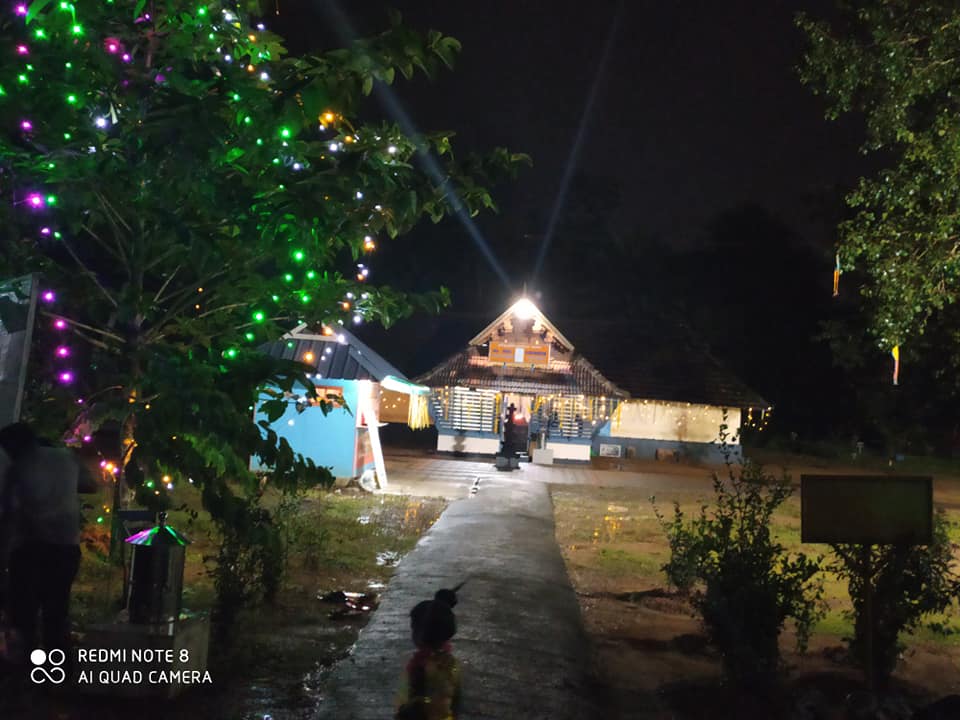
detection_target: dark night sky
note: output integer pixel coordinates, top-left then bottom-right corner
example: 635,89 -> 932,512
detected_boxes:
270,0 -> 868,355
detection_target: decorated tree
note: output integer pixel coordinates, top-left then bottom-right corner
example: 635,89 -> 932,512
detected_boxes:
0,0 -> 524,612
797,1 -> 960,370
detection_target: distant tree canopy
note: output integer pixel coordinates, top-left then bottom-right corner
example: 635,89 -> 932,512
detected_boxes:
798,1 -> 960,349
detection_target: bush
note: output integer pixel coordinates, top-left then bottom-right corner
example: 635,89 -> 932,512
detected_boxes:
831,511 -> 960,688
653,426 -> 824,686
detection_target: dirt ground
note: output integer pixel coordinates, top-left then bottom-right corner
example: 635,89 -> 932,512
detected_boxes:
552,475 -> 960,719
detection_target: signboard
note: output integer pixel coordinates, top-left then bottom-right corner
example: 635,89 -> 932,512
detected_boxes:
489,342 -> 550,367
801,475 -> 933,544
599,443 -> 622,458
0,274 -> 38,427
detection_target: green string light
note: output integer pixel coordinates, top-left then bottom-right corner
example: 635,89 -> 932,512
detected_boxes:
17,74 -> 28,85
256,138 -> 263,145
279,127 -> 291,139
244,332 -> 255,341
292,250 -> 304,262
283,273 -> 293,282
71,24 -> 83,36
34,28 -> 46,39
46,195 -> 57,205
66,94 -> 77,104
252,310 -> 265,323
301,294 -> 311,304
197,6 -> 207,15
306,270 -> 316,280
224,348 -> 238,359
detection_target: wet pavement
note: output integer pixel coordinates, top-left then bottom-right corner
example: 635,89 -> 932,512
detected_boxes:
381,453 -> 714,500
317,471 -> 599,720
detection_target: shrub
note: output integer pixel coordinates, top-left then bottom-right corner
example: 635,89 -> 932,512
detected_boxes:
653,425 -> 824,686
831,511 -> 960,688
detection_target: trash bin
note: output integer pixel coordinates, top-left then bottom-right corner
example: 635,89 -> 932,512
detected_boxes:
125,512 -> 190,624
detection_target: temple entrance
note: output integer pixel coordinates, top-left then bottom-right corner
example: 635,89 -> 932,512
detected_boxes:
501,393 -> 534,457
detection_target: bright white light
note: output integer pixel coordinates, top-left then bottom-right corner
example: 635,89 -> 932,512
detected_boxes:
224,54 -> 232,63
387,145 -> 397,154
513,298 -> 538,320
94,116 -> 107,128
353,315 -> 362,324
355,191 -> 363,199
287,419 -> 295,426
222,10 -> 235,21
260,72 -> 269,81
166,482 -> 174,490
337,334 -> 346,344
328,142 -> 338,152
257,23 -> 265,30
292,163 -> 302,171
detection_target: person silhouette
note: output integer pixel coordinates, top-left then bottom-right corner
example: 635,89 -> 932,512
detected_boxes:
395,585 -> 463,720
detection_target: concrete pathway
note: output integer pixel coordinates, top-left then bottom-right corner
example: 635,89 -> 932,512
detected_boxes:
317,472 -> 598,719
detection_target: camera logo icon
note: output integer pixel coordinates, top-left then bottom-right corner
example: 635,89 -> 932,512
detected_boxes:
29,649 -> 66,685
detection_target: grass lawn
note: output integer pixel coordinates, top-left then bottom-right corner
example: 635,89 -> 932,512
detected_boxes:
552,469 -> 960,719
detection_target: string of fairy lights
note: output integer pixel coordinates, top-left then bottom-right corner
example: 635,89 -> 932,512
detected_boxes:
5,0 -> 413,504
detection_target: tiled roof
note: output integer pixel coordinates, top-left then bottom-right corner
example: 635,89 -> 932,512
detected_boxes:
415,347 -> 628,398
260,324 -> 408,382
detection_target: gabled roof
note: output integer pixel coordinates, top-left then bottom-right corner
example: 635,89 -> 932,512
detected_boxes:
260,323 -> 408,382
415,346 -> 628,398
468,298 -> 574,351
416,299 -> 627,398
410,306 -> 768,409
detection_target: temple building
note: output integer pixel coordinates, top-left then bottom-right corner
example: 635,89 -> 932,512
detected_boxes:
416,299 -> 768,464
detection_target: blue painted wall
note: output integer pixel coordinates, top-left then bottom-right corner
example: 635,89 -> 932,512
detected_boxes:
251,379 -> 360,479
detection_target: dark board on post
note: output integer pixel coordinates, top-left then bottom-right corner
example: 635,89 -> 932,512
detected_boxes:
801,475 -> 933,545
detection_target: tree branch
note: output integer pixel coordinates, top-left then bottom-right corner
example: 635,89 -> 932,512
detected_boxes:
59,239 -> 119,308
